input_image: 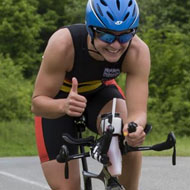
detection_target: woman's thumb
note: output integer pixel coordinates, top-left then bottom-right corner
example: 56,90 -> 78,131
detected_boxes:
71,77 -> 78,93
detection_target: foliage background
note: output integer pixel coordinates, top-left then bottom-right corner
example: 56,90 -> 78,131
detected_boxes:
0,0 -> 189,156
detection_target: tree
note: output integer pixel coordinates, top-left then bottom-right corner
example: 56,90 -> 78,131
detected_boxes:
0,0 -> 44,78
37,0 -> 87,52
137,0 -> 190,135
0,54 -> 33,120
63,0 -> 87,25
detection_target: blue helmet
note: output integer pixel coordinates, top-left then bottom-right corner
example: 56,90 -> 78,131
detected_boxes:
85,0 -> 139,38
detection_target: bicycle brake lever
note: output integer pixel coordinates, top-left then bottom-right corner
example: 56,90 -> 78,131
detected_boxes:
56,145 -> 70,178
173,144 -> 176,165
151,132 -> 176,165
144,124 -> 152,135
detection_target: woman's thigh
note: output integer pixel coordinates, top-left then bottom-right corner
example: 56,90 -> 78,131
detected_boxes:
35,116 -> 81,190
35,115 -> 79,163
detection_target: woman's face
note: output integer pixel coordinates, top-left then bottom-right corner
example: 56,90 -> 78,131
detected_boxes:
92,28 -> 134,62
94,38 -> 129,63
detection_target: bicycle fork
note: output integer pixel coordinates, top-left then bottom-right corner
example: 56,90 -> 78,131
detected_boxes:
83,166 -> 125,190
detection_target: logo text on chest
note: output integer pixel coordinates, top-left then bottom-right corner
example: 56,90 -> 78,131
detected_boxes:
103,68 -> 120,79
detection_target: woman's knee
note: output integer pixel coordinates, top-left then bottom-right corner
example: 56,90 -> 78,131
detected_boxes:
96,98 -> 127,132
41,159 -> 81,190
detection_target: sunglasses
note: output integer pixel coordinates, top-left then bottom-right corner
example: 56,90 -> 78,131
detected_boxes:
93,27 -> 136,44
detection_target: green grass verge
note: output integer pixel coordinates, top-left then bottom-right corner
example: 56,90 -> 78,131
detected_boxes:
0,120 -> 189,157
0,120 -> 37,157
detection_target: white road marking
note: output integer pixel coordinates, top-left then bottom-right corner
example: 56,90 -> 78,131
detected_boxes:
0,171 -> 49,189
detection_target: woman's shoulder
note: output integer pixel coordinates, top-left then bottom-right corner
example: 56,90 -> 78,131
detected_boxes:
131,35 -> 149,54
42,27 -> 75,72
48,28 -> 73,50
122,35 -> 151,74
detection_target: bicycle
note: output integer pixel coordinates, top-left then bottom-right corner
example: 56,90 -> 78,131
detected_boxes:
56,98 -> 176,190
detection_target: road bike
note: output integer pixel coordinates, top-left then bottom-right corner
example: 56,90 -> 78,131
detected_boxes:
56,98 -> 176,190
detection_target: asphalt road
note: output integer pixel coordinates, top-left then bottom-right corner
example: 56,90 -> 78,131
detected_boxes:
0,156 -> 189,190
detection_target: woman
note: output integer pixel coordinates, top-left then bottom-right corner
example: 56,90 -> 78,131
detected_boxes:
31,0 -> 151,189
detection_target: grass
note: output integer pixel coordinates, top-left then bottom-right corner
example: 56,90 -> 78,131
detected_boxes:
0,120 -> 37,157
0,120 -> 189,157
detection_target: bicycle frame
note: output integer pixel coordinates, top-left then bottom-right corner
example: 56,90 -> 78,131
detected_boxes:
56,114 -> 176,190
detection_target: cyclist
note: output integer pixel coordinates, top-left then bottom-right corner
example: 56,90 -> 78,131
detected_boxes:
31,0 -> 150,189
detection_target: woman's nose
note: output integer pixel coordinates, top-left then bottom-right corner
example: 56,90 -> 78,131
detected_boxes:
109,39 -> 122,49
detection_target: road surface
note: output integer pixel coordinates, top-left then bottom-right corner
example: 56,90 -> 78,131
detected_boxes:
0,156 -> 189,190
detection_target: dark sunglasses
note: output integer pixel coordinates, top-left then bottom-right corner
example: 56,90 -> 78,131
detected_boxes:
93,27 -> 136,44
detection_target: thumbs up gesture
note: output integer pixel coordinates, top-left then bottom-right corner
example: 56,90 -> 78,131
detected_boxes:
65,77 -> 87,117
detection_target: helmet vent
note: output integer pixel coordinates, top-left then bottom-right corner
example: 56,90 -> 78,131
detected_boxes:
96,4 -> 104,16
123,12 -> 129,21
128,0 -> 133,7
116,0 -> 120,10
100,0 -> 107,6
132,6 -> 136,16
107,11 -> 114,21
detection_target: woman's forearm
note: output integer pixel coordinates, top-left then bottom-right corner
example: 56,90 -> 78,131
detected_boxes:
31,96 -> 67,119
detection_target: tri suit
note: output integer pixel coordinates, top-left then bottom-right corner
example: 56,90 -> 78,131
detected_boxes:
35,24 -> 131,163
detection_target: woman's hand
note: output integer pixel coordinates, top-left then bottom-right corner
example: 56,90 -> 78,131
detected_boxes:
123,123 -> 146,147
64,77 -> 87,117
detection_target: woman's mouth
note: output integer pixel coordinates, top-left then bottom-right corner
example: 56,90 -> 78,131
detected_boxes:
106,49 -> 120,54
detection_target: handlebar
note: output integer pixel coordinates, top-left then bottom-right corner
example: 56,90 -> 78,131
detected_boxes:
122,122 -> 176,165
56,121 -> 176,179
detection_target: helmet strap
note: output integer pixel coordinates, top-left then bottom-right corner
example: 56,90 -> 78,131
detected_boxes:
87,38 -> 100,54
87,37 -> 105,60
